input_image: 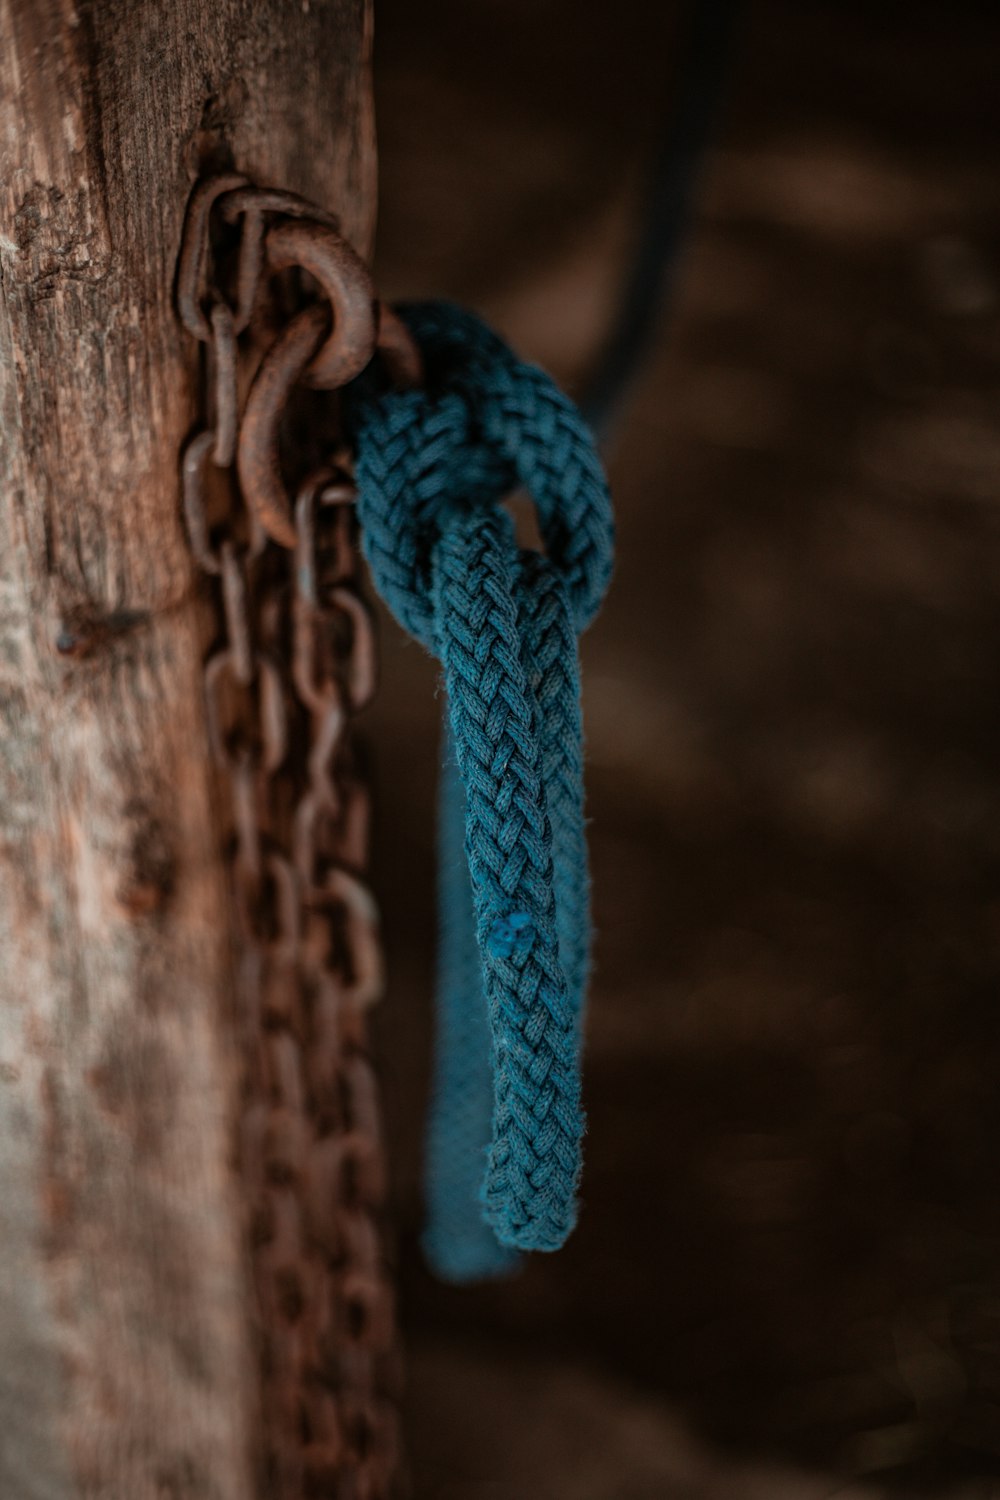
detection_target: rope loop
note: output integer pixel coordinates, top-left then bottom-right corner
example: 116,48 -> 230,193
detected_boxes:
348,303 -> 613,1270
349,302 -> 614,643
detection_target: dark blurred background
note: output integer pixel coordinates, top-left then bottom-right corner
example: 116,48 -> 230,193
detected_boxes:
366,2 -> 1000,1495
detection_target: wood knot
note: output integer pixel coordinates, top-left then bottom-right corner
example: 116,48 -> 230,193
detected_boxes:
7,183 -> 111,296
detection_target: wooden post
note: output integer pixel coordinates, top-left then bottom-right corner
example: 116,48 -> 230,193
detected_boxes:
0,4 -> 374,1496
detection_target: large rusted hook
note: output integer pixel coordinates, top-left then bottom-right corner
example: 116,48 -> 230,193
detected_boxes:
264,220 -> 378,389
237,220 -> 378,547
237,302 -> 332,548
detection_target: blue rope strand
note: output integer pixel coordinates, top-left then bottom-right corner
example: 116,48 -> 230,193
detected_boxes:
348,303 -> 613,1275
423,730 -> 519,1281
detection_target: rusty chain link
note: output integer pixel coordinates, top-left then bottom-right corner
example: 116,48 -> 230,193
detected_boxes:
177,175 -> 416,1500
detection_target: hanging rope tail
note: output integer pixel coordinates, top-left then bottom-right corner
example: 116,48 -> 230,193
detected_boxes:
348,303 -> 614,1276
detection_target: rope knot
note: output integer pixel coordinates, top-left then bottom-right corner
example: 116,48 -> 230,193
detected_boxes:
349,303 -> 613,1272
349,303 -> 614,647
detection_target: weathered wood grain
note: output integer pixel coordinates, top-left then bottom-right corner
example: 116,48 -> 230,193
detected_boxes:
0,3 -> 374,1495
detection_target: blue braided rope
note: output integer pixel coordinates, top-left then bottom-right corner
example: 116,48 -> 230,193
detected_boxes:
348,303 -> 613,1276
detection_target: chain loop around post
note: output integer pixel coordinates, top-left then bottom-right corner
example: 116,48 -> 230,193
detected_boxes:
176,175 -> 405,1500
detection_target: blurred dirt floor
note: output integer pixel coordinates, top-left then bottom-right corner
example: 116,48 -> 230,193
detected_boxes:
365,2 -> 1000,1495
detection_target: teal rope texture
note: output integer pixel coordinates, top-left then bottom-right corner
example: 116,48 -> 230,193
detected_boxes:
348,303 -> 614,1276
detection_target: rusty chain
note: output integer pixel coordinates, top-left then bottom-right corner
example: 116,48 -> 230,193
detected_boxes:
177,175 -> 417,1500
